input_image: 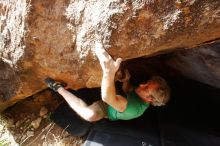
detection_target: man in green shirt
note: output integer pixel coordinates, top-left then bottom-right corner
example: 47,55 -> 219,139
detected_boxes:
45,42 -> 170,121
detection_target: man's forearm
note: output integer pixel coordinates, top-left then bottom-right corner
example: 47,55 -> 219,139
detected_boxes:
101,73 -> 116,103
101,73 -> 127,112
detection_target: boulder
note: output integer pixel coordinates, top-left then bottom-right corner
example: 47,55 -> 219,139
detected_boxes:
122,42 -> 220,89
165,42 -> 220,89
0,0 -> 220,111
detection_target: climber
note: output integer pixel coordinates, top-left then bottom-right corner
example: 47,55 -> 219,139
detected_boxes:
44,42 -> 170,122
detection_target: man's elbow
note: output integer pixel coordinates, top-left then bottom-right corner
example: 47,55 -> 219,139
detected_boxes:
116,105 -> 126,112
83,111 -> 102,122
101,95 -> 111,104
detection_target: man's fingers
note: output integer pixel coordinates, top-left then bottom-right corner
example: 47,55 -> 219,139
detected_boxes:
97,51 -> 112,62
95,41 -> 112,61
114,58 -> 122,68
95,42 -> 104,59
95,41 -> 123,71
95,41 -> 103,53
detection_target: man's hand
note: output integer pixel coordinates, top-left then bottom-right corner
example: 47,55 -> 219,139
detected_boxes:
116,69 -> 131,82
116,69 -> 133,93
95,42 -> 122,75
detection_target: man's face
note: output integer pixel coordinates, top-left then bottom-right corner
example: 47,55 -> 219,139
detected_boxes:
135,81 -> 159,103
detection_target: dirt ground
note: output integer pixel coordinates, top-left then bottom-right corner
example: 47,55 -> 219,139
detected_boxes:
0,89 -> 84,146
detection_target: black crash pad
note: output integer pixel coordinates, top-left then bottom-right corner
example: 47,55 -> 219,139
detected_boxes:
84,79 -> 220,146
50,102 -> 93,136
84,111 -> 160,146
51,79 -> 220,145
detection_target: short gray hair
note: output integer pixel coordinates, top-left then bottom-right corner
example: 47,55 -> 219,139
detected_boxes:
149,76 -> 170,106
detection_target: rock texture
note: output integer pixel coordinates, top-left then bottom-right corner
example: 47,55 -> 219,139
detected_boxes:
123,42 -> 220,89
165,42 -> 220,89
0,0 -> 220,111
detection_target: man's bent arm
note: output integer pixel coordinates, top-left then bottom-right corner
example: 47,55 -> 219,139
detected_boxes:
95,42 -> 127,112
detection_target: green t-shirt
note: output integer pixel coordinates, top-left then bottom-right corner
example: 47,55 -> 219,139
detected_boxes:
107,91 -> 150,121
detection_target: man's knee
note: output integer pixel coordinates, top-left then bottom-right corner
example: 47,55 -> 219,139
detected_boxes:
82,101 -> 106,122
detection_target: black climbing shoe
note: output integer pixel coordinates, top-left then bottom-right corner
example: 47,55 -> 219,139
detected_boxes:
44,77 -> 67,92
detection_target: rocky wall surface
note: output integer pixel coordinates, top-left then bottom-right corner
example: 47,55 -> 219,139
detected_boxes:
122,42 -> 220,89
0,0 -> 220,111
165,42 -> 220,89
